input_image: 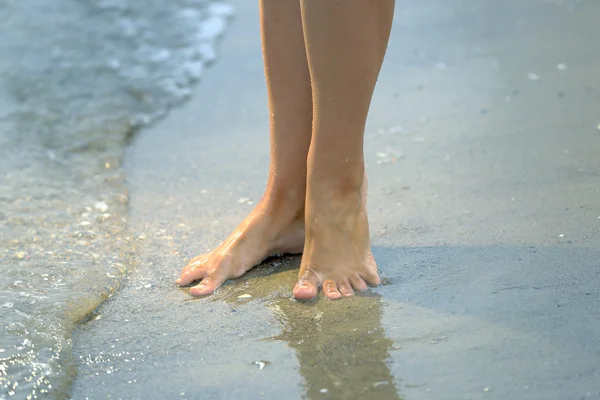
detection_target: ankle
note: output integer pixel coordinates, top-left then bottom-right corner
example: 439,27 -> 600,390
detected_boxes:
307,154 -> 364,192
261,183 -> 305,220
307,172 -> 364,200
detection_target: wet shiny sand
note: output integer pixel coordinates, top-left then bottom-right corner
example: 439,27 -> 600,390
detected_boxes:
72,0 -> 600,398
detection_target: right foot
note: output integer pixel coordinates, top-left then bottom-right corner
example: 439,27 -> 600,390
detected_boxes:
293,173 -> 380,300
176,198 -> 305,296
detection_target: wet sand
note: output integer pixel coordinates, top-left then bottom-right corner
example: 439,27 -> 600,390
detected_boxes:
72,0 -> 600,399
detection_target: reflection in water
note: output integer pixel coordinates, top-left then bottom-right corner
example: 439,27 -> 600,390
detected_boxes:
267,294 -> 401,400
217,257 -> 401,399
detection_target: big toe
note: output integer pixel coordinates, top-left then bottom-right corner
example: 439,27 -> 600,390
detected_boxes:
189,276 -> 224,296
176,268 -> 206,286
176,257 -> 209,286
293,278 -> 318,300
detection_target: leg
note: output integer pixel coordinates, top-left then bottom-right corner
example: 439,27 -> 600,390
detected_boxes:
293,0 -> 394,300
177,0 -> 312,295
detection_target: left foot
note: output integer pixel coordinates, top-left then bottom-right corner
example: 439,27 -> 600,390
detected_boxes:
176,193 -> 305,296
293,175 -> 380,300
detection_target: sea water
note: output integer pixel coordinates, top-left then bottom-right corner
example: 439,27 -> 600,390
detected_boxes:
0,0 -> 233,398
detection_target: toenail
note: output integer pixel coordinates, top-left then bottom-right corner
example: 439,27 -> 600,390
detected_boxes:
196,283 -> 205,290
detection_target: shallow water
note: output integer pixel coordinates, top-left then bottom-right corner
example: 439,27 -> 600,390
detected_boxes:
0,1 -> 232,397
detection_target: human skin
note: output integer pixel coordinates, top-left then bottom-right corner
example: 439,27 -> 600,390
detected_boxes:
176,0 -> 395,300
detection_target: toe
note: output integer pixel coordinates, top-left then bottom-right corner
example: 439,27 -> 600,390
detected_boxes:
189,274 -> 226,296
338,281 -> 355,297
349,274 -> 368,292
293,269 -> 319,300
176,257 -> 209,286
363,271 -> 381,287
362,257 -> 381,287
176,265 -> 208,286
323,279 -> 343,300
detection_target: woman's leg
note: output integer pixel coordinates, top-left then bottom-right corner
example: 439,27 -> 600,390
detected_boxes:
177,0 -> 312,295
293,0 -> 395,300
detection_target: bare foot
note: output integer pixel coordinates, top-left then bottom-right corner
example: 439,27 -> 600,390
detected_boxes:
177,198 -> 305,296
293,175 -> 380,300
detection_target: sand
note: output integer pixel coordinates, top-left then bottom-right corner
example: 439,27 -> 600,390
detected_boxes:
72,0 -> 600,399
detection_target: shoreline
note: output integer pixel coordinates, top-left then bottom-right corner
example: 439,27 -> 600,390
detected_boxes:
0,1 -> 236,398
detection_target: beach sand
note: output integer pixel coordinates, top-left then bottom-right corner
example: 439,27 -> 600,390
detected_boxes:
72,0 -> 600,399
